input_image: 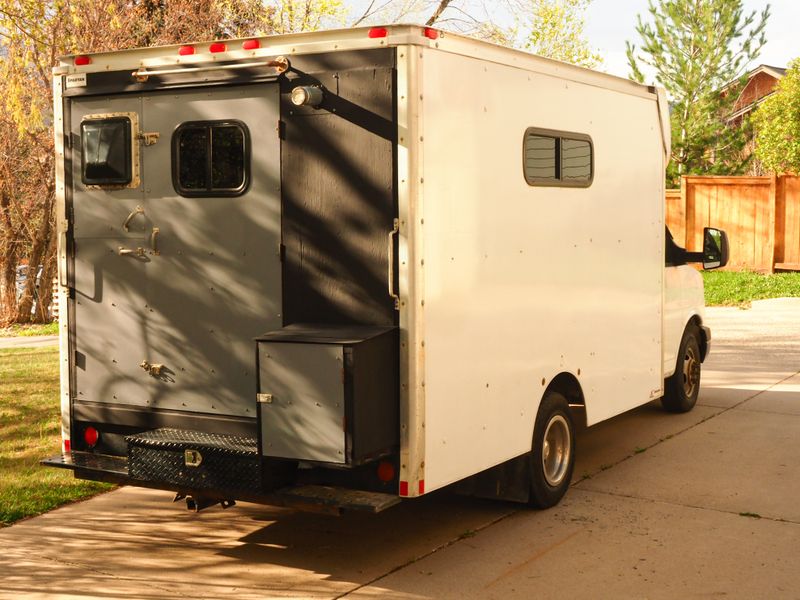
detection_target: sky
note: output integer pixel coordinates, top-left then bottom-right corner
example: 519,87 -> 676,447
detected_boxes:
584,0 -> 798,79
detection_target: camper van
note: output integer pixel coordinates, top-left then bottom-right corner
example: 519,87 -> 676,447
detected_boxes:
45,25 -> 728,514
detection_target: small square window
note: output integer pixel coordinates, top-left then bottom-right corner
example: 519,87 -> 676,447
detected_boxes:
173,121 -> 249,197
81,117 -> 132,186
523,127 -> 593,188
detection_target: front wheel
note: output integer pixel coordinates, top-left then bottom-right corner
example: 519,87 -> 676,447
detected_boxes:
529,391 -> 575,509
662,325 -> 702,413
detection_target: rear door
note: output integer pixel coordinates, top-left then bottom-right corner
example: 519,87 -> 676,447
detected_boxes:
72,84 -> 282,418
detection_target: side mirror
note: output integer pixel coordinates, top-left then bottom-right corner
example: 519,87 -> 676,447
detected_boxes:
702,227 -> 729,270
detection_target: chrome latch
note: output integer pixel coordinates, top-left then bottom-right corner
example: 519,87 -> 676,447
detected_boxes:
184,449 -> 203,467
138,131 -> 160,146
119,246 -> 146,257
140,360 -> 166,377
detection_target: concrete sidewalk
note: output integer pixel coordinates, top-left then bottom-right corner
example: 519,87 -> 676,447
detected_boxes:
0,335 -> 58,349
1,299 -> 799,599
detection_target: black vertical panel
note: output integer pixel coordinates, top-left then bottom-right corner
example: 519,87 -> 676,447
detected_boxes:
281,49 -> 397,326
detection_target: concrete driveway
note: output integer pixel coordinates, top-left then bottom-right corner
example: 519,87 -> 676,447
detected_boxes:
1,299 -> 799,599
0,335 -> 58,349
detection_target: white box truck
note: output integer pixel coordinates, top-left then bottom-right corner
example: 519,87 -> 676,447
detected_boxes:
44,24 -> 729,514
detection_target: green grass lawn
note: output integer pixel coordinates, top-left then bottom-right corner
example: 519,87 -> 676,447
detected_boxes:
703,270 -> 800,307
0,322 -> 59,337
0,347 -> 112,526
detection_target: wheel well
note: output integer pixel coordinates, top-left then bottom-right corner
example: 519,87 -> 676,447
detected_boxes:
545,372 -> 586,428
687,315 -> 708,361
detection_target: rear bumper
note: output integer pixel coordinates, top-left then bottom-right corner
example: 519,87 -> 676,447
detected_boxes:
41,451 -> 400,514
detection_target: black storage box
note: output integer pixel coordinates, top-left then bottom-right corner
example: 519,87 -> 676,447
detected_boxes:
126,428 -> 260,493
256,324 -> 399,466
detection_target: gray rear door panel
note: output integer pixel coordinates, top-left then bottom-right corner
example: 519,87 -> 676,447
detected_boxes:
71,84 -> 282,418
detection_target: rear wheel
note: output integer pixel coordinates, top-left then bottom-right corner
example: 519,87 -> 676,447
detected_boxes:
529,391 -> 575,509
662,325 -> 701,413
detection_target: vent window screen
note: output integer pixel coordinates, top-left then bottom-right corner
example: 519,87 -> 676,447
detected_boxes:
173,121 -> 249,196
81,117 -> 132,186
523,128 -> 593,187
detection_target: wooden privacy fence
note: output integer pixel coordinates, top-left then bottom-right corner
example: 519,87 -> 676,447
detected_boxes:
666,175 -> 800,273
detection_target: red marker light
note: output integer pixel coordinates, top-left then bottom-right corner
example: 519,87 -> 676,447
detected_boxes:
377,460 -> 395,483
242,39 -> 260,50
178,45 -> 195,56
209,42 -> 227,53
399,480 -> 409,496
423,27 -> 439,40
74,55 -> 91,66
84,426 -> 99,447
419,480 -> 425,494
368,27 -> 388,39
64,439 -> 71,453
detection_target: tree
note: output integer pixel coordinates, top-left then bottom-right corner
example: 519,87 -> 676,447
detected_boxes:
0,0 -> 272,324
626,0 -> 770,186
521,0 -> 601,68
263,0 -> 347,34
753,59 -> 800,174
352,0 -> 599,66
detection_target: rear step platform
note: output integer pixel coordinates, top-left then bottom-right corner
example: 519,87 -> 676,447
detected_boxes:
42,451 -> 128,477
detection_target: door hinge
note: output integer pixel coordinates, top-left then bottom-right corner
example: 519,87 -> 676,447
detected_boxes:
277,120 -> 286,140
279,243 -> 286,262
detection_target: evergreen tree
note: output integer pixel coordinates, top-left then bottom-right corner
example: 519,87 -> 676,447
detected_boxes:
626,0 -> 770,186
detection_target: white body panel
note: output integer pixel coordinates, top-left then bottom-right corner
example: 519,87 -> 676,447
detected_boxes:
663,265 -> 705,377
411,48 -> 665,492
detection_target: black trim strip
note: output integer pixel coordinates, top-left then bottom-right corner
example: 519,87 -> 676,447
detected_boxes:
72,401 -> 257,437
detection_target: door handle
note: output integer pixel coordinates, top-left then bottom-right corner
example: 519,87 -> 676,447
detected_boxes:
118,246 -> 146,257
388,218 -> 400,310
123,205 -> 145,232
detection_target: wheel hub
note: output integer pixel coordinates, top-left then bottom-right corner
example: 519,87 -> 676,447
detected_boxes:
682,345 -> 700,397
542,414 -> 571,487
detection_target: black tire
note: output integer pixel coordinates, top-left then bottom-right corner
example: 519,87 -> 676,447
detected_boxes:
662,325 -> 702,413
529,391 -> 575,509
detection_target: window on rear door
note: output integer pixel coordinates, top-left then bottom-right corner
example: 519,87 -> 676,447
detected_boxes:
172,121 -> 250,197
81,115 -> 137,187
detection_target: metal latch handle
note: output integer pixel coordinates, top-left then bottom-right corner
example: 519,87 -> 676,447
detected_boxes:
123,205 -> 145,232
388,218 -> 400,310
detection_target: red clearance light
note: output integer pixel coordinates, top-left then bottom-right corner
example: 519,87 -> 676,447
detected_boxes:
377,460 -> 395,483
178,45 -> 195,56
84,426 -> 99,447
368,27 -> 388,39
74,55 -> 91,66
399,480 -> 409,496
64,439 -> 71,453
209,42 -> 227,53
242,39 -> 260,50
419,480 -> 425,494
423,27 -> 439,40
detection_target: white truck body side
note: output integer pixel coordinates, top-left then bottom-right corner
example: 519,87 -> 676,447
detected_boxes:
402,45 -> 665,493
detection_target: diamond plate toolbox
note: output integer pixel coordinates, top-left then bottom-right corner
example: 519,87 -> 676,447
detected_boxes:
126,428 -> 260,493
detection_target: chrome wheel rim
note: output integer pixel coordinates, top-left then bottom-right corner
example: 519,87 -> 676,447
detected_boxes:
682,344 -> 700,398
542,414 -> 571,487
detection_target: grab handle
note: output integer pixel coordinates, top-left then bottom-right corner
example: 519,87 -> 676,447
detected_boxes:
150,227 -> 160,256
388,218 -> 400,310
